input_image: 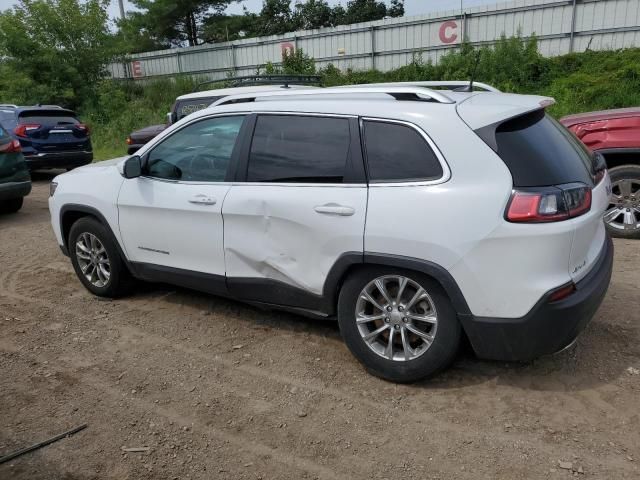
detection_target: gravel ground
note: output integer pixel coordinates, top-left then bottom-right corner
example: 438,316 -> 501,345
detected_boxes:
1,174 -> 639,480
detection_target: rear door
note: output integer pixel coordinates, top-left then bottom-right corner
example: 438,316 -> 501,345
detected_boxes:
15,109 -> 91,154
222,113 -> 367,309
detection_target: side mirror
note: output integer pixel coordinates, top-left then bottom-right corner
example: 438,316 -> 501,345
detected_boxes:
166,112 -> 173,126
123,155 -> 142,179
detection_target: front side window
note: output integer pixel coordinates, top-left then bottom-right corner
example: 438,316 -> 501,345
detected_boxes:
247,115 -> 351,183
146,115 -> 244,182
364,120 -> 444,182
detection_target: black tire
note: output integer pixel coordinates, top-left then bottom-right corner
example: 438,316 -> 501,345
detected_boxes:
68,217 -> 134,297
0,197 -> 24,214
606,165 -> 640,239
338,266 -> 461,383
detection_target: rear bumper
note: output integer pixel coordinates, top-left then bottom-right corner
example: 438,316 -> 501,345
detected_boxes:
460,235 -> 614,362
0,180 -> 32,200
127,144 -> 144,155
24,151 -> 92,170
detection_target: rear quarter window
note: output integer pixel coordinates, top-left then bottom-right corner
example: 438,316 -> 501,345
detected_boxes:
175,97 -> 223,120
363,120 -> 444,182
491,110 -> 594,187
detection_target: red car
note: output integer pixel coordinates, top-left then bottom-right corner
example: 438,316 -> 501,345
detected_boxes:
561,107 -> 640,239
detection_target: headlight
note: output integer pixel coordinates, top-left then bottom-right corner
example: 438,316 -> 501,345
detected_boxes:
49,182 -> 58,197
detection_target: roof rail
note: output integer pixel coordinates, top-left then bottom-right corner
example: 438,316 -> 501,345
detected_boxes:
0,104 -> 18,109
348,81 -> 500,93
195,74 -> 322,92
34,104 -> 64,109
211,86 -> 455,107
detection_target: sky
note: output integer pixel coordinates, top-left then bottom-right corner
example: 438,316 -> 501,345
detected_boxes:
0,0 -> 498,20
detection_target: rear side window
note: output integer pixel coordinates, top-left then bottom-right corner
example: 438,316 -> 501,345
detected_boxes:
247,115 -> 351,183
175,97 -> 222,121
493,110 -> 594,187
363,120 -> 444,182
19,111 -> 79,126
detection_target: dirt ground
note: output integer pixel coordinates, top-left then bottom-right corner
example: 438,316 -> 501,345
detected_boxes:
0,174 -> 639,480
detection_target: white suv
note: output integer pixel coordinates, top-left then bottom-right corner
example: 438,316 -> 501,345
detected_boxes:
49,84 -> 614,382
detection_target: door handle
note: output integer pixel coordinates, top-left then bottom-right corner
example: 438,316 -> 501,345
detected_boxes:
189,194 -> 217,205
314,203 -> 355,216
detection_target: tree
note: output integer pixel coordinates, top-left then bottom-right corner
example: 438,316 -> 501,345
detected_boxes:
120,0 -> 236,48
388,0 -> 404,17
0,0 -> 117,108
293,0 -> 334,30
255,0 -> 296,36
341,0 -> 388,24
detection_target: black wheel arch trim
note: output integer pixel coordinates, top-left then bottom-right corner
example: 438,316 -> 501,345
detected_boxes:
362,252 -> 472,316
59,204 -> 130,268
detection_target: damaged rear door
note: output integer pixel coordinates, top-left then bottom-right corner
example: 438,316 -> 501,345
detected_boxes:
222,113 -> 367,313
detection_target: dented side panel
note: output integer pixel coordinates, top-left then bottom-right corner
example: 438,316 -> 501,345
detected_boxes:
222,184 -> 367,295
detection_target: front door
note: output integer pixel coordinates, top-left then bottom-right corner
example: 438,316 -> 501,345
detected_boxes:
222,113 -> 367,310
117,114 -> 246,279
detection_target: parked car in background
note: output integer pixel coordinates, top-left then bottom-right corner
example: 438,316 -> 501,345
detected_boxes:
0,124 -> 31,213
124,75 -> 321,154
126,124 -> 166,155
0,105 -> 92,171
561,107 -> 640,238
50,84 -> 612,382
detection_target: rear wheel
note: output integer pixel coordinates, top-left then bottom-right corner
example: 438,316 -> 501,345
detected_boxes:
604,165 -> 640,239
338,267 -> 461,383
68,217 -> 133,297
0,197 -> 24,214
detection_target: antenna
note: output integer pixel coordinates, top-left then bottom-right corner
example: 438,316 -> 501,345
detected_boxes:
455,51 -> 481,92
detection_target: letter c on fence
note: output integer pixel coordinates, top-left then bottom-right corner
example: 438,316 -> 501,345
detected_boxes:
439,21 -> 458,44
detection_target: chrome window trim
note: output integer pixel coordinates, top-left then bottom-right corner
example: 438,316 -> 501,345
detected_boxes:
361,116 -> 451,187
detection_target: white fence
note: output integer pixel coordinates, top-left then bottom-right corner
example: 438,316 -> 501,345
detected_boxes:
110,0 -> 640,81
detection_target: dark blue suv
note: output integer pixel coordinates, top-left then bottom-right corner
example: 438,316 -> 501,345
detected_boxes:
0,105 -> 93,171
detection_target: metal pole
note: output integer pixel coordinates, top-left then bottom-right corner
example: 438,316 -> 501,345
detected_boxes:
569,0 -> 577,53
117,0 -> 125,19
370,26 -> 376,70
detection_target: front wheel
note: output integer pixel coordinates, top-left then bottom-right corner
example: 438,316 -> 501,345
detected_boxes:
338,267 -> 461,383
604,165 -> 640,239
68,217 -> 133,297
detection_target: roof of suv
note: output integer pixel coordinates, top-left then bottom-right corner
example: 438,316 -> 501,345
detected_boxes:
200,86 -> 553,130
176,85 -> 318,101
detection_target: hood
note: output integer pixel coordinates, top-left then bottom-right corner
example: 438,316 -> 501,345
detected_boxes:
64,156 -> 126,175
560,107 -> 640,127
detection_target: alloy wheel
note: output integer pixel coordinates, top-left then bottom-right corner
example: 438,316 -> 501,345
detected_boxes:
355,275 -> 438,362
604,178 -> 640,233
75,232 -> 111,288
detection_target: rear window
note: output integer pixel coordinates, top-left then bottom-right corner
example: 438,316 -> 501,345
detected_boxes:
492,110 -> 594,187
175,97 -> 223,120
19,111 -> 78,126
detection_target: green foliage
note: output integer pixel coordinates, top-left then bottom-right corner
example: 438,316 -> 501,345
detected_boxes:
257,48 -> 316,75
119,0 -> 235,48
0,0 -> 117,109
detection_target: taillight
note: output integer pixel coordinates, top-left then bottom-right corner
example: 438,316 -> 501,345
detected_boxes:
126,136 -> 133,145
14,124 -> 40,137
75,123 -> 90,135
506,184 -> 592,223
0,139 -> 21,153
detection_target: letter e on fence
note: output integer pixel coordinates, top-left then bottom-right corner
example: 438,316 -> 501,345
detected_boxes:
131,61 -> 143,78
439,21 -> 458,44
